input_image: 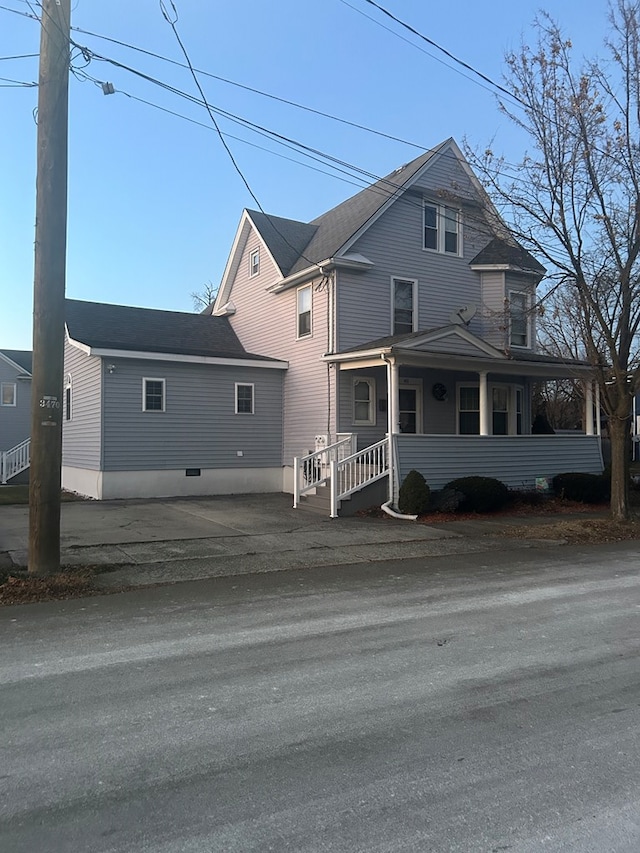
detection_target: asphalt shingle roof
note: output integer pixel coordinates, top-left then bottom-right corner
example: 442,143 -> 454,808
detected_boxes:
245,211 -> 317,277
65,299 -> 276,361
470,236 -> 546,274
0,349 -> 32,373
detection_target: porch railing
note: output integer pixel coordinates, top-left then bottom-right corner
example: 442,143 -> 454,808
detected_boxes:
330,438 -> 389,518
1,437 -> 31,484
293,435 -> 355,508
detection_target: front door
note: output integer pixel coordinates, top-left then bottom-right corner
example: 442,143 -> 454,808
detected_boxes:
398,380 -> 423,433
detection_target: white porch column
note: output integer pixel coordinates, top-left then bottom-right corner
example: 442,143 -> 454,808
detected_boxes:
479,371 -> 490,436
584,379 -> 595,435
385,356 -> 399,505
595,381 -> 601,436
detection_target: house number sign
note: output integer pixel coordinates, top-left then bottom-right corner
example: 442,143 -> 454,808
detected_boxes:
39,395 -> 61,409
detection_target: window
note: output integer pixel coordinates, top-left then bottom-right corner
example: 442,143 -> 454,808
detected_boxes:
353,377 -> 375,425
423,202 -> 461,255
65,374 -> 72,421
458,386 -> 479,434
249,248 -> 260,277
235,383 -> 254,414
492,387 -> 509,435
516,387 -> 524,435
509,291 -> 529,347
297,284 -> 312,338
143,378 -> 165,412
392,277 -> 417,335
1,382 -> 16,406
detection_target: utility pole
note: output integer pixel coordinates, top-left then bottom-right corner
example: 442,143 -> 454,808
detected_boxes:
28,0 -> 71,576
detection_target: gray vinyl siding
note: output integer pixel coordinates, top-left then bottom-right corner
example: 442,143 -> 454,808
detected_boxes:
227,223 -> 335,463
396,434 -> 604,490
336,154 -> 492,351
62,342 -> 102,469
480,271 -> 506,348
101,359 -> 283,471
0,359 -> 31,450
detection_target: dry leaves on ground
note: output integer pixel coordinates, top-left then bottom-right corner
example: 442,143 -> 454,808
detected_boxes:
497,517 -> 640,544
0,570 -> 99,605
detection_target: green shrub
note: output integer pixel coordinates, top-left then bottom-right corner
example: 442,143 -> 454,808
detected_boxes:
552,472 -> 610,504
442,476 -> 509,513
398,470 -> 431,515
433,487 -> 465,513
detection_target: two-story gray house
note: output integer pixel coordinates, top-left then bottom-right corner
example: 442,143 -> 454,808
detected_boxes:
0,349 -> 32,484
62,138 -> 603,509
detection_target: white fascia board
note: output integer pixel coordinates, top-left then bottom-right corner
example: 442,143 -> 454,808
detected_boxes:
66,331 -> 92,356
88,347 -> 288,370
268,255 -> 374,293
0,351 -> 31,375
323,348 -> 392,365
470,262 -> 544,281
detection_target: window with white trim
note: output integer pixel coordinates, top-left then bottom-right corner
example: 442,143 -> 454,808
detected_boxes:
458,385 -> 479,434
143,378 -> 165,412
235,382 -> 254,414
65,374 -> 72,421
516,387 -> 524,435
509,291 -> 529,347
353,377 -> 375,425
1,382 -> 16,406
249,248 -> 260,277
492,386 -> 509,435
423,202 -> 461,255
391,277 -> 417,335
297,284 -> 312,338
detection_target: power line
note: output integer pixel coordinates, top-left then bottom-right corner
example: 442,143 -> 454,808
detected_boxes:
0,52 -> 38,59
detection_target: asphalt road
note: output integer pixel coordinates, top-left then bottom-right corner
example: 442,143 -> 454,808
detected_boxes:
2,544 -> 640,852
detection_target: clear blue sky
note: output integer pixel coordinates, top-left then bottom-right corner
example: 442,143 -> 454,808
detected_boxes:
1,0 -> 608,349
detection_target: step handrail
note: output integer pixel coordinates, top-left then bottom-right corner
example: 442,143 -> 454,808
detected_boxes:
293,435 -> 355,507
330,438 -> 389,518
1,437 -> 31,484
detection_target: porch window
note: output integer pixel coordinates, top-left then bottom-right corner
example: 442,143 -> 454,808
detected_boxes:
392,277 -> 417,335
249,248 -> 260,277
1,382 -> 16,406
297,284 -> 312,338
143,378 -> 165,412
516,387 -> 523,435
65,374 -> 72,421
235,382 -> 254,414
492,387 -> 509,435
458,386 -> 479,434
509,291 -> 529,347
353,377 -> 375,425
423,202 -> 461,255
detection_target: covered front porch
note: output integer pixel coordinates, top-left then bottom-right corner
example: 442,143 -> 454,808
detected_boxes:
299,325 -> 604,515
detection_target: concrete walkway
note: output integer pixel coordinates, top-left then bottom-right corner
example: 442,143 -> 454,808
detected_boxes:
0,493 -> 560,588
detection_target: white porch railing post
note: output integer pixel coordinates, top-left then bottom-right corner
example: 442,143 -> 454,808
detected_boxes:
595,382 -> 602,437
479,371 -> 489,436
293,456 -> 300,508
330,459 -> 338,518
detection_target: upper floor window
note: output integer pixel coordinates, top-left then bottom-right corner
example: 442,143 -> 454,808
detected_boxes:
297,284 -> 312,338
65,374 -> 72,421
143,378 -> 165,412
423,202 -> 461,256
235,383 -> 254,414
1,382 -> 16,406
509,291 -> 529,347
391,277 -> 417,335
249,248 -> 260,277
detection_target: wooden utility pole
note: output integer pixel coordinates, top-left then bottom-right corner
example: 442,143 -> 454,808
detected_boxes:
28,0 -> 71,575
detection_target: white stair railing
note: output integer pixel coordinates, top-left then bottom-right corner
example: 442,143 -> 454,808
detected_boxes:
330,438 -> 389,518
1,437 -> 31,484
293,435 -> 355,508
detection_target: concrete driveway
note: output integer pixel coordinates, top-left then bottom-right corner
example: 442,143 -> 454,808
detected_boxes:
0,493 -> 555,588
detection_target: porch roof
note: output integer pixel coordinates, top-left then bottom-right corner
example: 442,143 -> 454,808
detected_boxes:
324,325 -> 593,379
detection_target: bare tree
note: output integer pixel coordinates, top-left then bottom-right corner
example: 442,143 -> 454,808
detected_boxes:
191,281 -> 218,312
468,0 -> 640,520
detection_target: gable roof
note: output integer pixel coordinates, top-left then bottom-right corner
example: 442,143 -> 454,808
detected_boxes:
245,211 -> 317,277
470,237 -> 546,275
0,349 -> 32,374
65,299 -> 278,362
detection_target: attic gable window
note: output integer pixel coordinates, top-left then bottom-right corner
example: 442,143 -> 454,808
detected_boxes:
423,202 -> 461,256
297,284 -> 312,338
249,248 -> 260,277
